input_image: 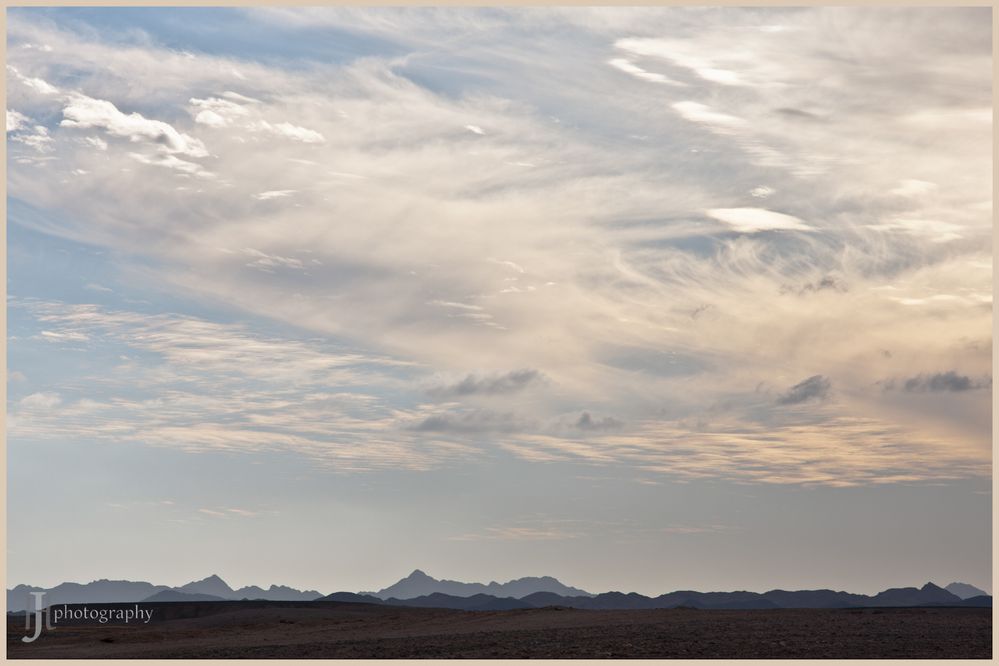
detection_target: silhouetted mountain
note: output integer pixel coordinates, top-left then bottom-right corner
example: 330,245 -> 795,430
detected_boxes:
8,576 -> 321,611
8,581 -> 170,612
323,592 -> 384,604
957,595 -> 992,607
761,589 -> 869,609
363,569 -> 591,600
143,590 -> 226,603
868,582 -> 960,607
233,584 -> 323,601
329,580 -> 982,612
583,591 -> 660,610
519,591 -> 592,607
178,574 -> 234,598
9,574 -> 987,613
653,591 -> 781,610
945,582 -> 989,600
386,592 -> 533,611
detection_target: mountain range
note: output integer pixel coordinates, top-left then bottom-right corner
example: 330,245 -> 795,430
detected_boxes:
326,581 -> 991,611
944,582 -> 989,599
8,570 -> 991,613
7,574 -> 322,612
360,569 -> 593,600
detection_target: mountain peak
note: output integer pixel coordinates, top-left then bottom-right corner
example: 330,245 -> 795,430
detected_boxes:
945,582 -> 989,600
178,574 -> 234,596
368,571 -> 592,600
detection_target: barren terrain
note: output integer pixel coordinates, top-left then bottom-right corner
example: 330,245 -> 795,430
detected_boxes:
6,600 -> 991,659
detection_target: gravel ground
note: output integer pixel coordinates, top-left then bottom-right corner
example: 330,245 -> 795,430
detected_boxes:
6,601 -> 991,659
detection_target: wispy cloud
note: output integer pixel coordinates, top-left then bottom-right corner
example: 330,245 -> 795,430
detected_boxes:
5,7 -> 991,488
427,369 -> 544,398
776,375 -> 831,406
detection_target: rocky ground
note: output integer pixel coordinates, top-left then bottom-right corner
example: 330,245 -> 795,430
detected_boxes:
6,600 -> 991,659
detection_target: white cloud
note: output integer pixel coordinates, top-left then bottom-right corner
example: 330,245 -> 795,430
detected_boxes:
254,190 -> 296,201
242,247 -> 305,271
7,65 -> 58,95
190,96 -> 252,128
20,392 -> 62,410
607,58 -> 684,85
7,109 -> 30,132
12,125 -> 52,152
706,207 -> 812,233
248,120 -> 325,143
890,179 -> 937,198
130,152 -> 210,177
83,136 -> 108,151
615,37 -> 745,86
868,217 -> 963,243
61,93 -> 208,158
671,101 -> 744,129
464,124 -> 485,134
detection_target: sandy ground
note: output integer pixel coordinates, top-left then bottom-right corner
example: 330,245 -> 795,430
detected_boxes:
6,600 -> 991,659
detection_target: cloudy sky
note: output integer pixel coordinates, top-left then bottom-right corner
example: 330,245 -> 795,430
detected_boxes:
7,7 -> 992,596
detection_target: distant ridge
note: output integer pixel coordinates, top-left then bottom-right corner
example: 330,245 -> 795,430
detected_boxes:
945,582 -> 989,599
143,590 -> 227,603
361,569 -> 593,600
8,573 -> 992,612
323,580 -> 990,611
179,575 -> 233,599
7,575 -> 323,612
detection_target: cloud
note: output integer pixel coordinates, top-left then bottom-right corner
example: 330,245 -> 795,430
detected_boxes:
254,190 -> 296,201
448,525 -> 581,541
574,411 -> 624,431
410,409 -> 523,434
7,65 -> 58,95
61,93 -> 208,158
614,37 -> 744,85
190,95 -> 324,144
190,96 -> 252,127
248,120 -> 325,144
464,124 -> 485,134
5,8 -> 990,486
242,247 -> 306,272
607,58 -> 684,85
19,392 -> 62,410
12,124 -> 53,152
897,371 -> 990,393
9,299 -> 465,472
7,109 -> 30,132
776,375 -> 831,405
890,179 -> 937,198
428,368 -> 544,398
671,101 -> 744,129
130,152 -> 210,177
867,217 -> 964,243
504,413 -> 988,487
706,208 -> 812,233
780,276 -> 847,295
83,136 -> 107,151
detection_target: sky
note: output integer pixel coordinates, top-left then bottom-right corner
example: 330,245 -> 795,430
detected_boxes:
6,6 -> 993,596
